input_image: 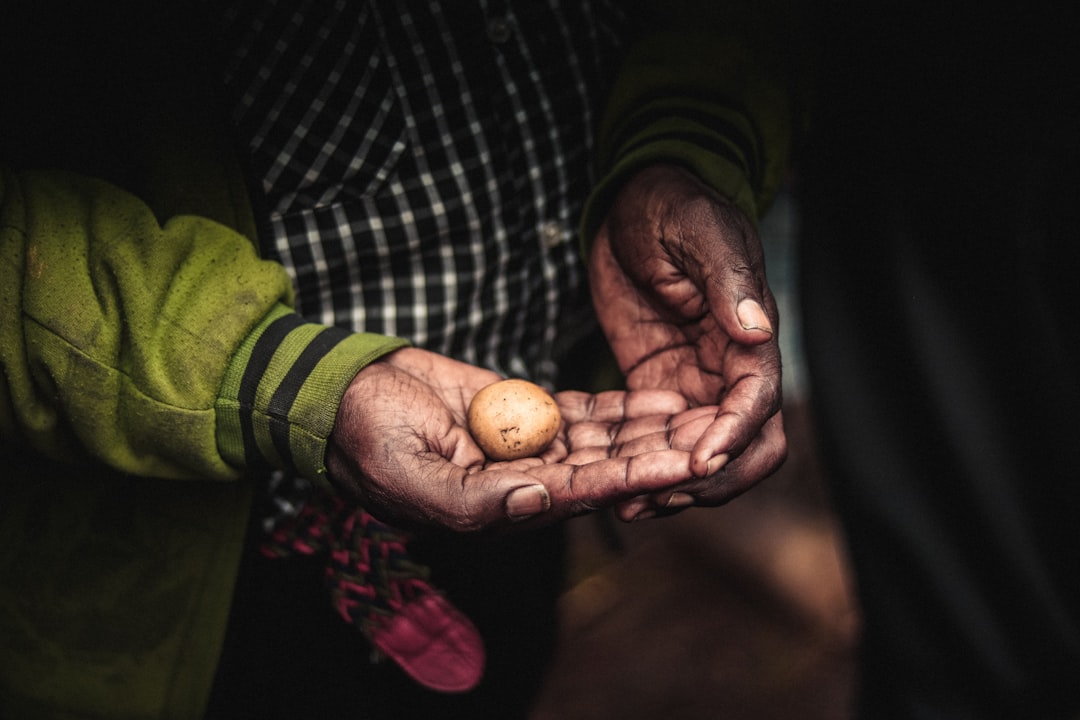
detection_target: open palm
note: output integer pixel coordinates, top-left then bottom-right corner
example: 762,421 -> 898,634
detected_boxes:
326,347 -> 703,531
589,164 -> 786,511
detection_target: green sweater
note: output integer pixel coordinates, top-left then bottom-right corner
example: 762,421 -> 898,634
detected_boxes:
0,3 -> 792,717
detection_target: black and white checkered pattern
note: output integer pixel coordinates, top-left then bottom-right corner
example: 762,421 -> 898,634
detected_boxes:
215,0 -> 631,385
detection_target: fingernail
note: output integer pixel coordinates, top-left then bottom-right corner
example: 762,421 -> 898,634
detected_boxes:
737,298 -> 773,334
665,492 -> 695,509
506,486 -> 550,520
699,453 -> 729,478
633,509 -> 657,522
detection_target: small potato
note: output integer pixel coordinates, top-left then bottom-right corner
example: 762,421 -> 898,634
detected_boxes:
467,379 -> 561,461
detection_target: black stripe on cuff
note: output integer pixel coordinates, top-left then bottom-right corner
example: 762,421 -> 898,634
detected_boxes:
237,313 -> 307,474
610,99 -> 761,187
618,128 -> 751,184
265,325 -> 352,473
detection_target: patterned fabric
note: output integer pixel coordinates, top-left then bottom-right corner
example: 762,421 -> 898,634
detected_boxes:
215,0 -> 631,384
208,0 -> 636,688
260,490 -> 431,634
260,484 -> 486,692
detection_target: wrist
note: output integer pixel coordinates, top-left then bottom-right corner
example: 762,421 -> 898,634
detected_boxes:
215,304 -> 409,483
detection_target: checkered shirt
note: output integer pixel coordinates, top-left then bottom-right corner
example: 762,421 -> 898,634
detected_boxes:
214,0 -> 631,386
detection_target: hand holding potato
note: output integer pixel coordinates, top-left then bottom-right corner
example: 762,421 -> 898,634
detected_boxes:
325,347 -> 701,532
590,163 -> 787,519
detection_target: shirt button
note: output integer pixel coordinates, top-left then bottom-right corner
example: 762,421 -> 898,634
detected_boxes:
540,221 -> 565,249
487,17 -> 512,43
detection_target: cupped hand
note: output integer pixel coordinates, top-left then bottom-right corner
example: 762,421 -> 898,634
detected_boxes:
590,163 -> 787,514
325,347 -> 701,532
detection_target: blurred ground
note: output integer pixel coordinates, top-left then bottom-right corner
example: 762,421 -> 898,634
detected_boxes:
527,403 -> 855,720
529,189 -> 861,720
529,402 -> 859,720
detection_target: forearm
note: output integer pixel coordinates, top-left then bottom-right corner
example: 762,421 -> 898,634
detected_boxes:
0,167 -> 407,481
581,2 -> 796,244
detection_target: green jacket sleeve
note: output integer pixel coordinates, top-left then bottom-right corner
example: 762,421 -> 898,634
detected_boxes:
580,1 -> 796,242
0,167 -> 407,483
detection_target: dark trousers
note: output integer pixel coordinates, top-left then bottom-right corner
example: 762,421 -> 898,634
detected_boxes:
798,17 -> 1080,716
206,518 -> 564,720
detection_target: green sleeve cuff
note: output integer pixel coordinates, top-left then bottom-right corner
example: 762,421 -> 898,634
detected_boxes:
580,102 -> 764,244
580,29 -> 792,247
215,304 -> 410,484
1,168 -> 298,481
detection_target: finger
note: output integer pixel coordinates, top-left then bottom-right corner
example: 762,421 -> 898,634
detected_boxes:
524,449 -> 694,520
612,467 -> 717,522
642,407 -> 786,512
539,435 -> 570,463
610,405 -> 786,522
564,414 -> 670,456
695,226 -> 778,347
698,410 -> 787,498
564,405 -> 717,459
689,350 -> 782,476
564,420 -> 616,455
563,446 -> 613,465
614,496 -> 650,522
603,407 -> 718,458
610,409 -> 707,446
436,424 -> 489,469
613,490 -> 697,522
443,464 -> 556,528
570,406 -> 720,464
674,410 -> 787,508
556,388 -> 689,425
460,437 -> 717,529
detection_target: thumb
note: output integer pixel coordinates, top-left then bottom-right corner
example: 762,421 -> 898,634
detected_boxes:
732,295 -> 775,343
439,461 -> 553,530
685,204 -> 776,346
702,261 -> 775,345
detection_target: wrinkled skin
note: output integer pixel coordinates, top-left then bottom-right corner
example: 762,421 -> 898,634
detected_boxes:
326,347 -> 701,532
589,164 -> 787,520
327,163 -> 786,532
